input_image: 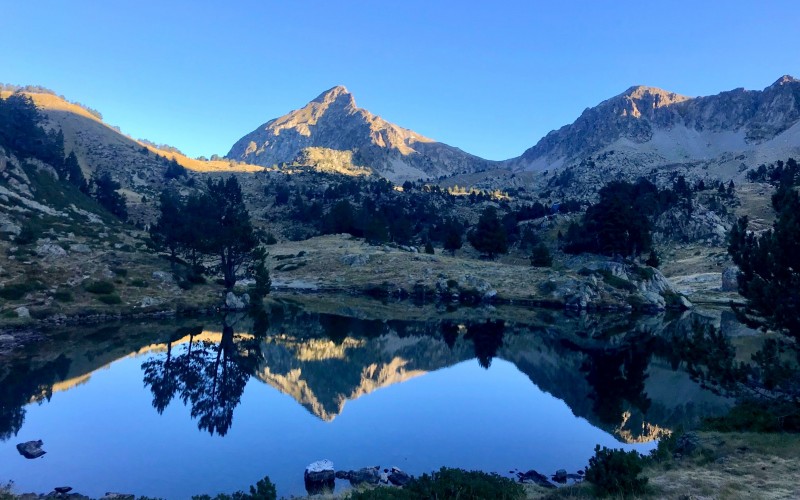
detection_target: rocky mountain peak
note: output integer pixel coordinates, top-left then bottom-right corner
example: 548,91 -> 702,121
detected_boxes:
227,86 -> 493,181
312,85 -> 355,109
612,85 -> 691,118
770,75 -> 799,87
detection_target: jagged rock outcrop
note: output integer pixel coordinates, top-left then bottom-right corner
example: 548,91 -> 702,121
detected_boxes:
227,86 -> 494,182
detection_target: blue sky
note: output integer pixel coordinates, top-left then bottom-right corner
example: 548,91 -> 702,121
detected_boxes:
1,1 -> 798,160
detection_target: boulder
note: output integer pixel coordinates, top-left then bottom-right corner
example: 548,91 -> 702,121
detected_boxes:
16,440 -> 46,459
517,469 -> 555,488
552,469 -> 568,483
139,297 -> 162,308
304,459 -> 335,495
721,266 -> 740,292
338,466 -> 381,485
36,243 -> 67,259
225,292 -> 250,310
15,306 -> 30,319
341,253 -> 370,267
70,244 -> 91,254
152,271 -> 173,282
388,467 -> 412,486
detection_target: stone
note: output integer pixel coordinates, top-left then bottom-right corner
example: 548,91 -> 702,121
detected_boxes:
36,243 -> 67,259
0,334 -> 13,342
101,494 -> 135,500
70,244 -> 91,253
54,487 -> 73,494
16,440 -> 46,459
388,467 -> 412,486
553,469 -> 568,483
152,271 -> 173,282
341,253 -> 370,267
14,306 -> 30,319
304,459 -> 335,495
139,297 -> 161,308
225,292 -> 250,310
721,266 -> 740,292
339,466 -> 381,485
517,469 -> 555,488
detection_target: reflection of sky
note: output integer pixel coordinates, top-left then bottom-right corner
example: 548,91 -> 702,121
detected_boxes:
0,355 -> 655,498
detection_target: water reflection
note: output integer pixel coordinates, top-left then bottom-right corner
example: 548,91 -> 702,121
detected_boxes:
141,324 -> 265,436
0,302 -> 739,447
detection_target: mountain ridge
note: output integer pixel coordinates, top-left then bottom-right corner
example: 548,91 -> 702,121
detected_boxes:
226,85 -> 495,182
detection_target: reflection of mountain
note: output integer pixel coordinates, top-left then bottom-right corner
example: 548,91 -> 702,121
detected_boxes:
1,305 -> 732,443
248,308 -> 730,442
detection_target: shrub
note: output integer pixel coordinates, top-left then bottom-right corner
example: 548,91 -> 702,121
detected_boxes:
530,242 -> 553,267
191,475 -> 276,500
16,222 -> 39,245
97,294 -> 122,305
110,266 -> 128,277
585,445 -> 648,497
645,250 -> 661,268
128,279 -> 149,288
0,282 -> 36,300
53,290 -> 73,302
406,467 -> 524,500
85,280 -> 116,294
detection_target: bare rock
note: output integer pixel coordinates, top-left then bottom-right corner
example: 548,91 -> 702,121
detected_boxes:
16,440 -> 46,459
341,253 -> 370,267
36,243 -> 67,259
721,266 -> 740,292
225,292 -> 250,310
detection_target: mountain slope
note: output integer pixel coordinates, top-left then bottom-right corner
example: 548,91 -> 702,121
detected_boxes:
507,76 -> 800,176
227,86 -> 494,182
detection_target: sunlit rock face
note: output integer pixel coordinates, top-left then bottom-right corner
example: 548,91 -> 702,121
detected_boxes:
227,86 -> 494,182
509,76 -> 800,173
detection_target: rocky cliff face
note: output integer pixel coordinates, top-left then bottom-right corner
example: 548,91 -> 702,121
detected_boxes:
507,76 -> 800,177
227,86 -> 494,182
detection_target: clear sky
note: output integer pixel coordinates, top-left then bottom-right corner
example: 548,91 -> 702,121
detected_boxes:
1,1 -> 798,161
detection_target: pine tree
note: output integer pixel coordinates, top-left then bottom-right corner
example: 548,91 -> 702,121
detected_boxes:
63,151 -> 88,193
468,206 -> 508,258
91,172 -> 128,220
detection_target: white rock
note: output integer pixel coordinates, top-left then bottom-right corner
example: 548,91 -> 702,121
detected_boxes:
70,244 -> 91,253
36,243 -> 67,259
14,306 -> 30,319
152,271 -> 173,282
305,459 -> 334,474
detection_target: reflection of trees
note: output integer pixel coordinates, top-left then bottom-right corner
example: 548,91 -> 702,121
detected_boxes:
466,320 -> 505,369
0,355 -> 71,441
142,324 -> 264,436
440,322 -> 459,349
579,332 -> 654,426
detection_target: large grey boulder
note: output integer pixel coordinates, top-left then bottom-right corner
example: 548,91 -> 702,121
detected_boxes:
36,243 -> 67,259
721,266 -> 740,292
225,292 -> 250,310
304,459 -> 335,494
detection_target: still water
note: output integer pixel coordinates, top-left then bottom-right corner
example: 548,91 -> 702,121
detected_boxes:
0,300 -> 734,498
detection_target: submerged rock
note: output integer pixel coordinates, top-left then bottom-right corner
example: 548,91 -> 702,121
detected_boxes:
16,440 -> 46,459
